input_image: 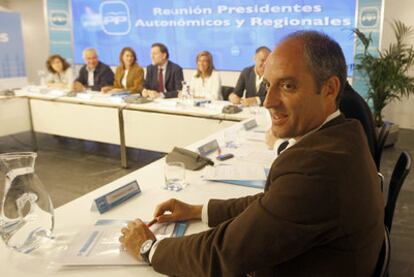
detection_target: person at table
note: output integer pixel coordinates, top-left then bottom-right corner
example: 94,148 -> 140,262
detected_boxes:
119,31 -> 384,276
228,46 -> 271,106
188,51 -> 222,100
45,54 -> 73,89
142,43 -> 184,98
73,48 -> 114,92
101,47 -> 144,94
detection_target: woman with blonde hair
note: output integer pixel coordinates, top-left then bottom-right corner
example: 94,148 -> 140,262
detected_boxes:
189,51 -> 222,100
102,47 -> 144,93
45,54 -> 73,89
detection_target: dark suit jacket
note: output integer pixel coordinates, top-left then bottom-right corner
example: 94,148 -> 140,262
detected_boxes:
340,82 -> 377,162
113,63 -> 144,94
233,65 -> 267,105
152,115 -> 384,276
144,61 -> 184,98
75,62 -> 114,91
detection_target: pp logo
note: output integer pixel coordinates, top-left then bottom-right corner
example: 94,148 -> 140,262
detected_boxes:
50,10 -> 68,27
360,7 -> 379,28
99,1 -> 131,35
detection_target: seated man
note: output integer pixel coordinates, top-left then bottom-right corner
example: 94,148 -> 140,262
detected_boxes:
142,43 -> 184,98
229,46 -> 271,106
73,48 -> 114,92
119,31 -> 384,276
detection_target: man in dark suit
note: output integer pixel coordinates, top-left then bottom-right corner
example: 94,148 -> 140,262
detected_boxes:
229,46 -> 271,106
119,32 -> 384,276
142,43 -> 184,98
73,48 -> 114,92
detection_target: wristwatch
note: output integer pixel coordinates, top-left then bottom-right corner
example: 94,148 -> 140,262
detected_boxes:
140,239 -> 156,264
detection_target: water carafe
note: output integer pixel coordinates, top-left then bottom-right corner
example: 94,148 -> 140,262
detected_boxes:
0,152 -> 54,253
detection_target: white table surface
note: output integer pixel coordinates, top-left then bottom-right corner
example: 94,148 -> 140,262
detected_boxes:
0,119 -> 274,277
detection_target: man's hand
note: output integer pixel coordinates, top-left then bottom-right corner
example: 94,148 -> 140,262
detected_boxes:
142,89 -> 161,98
228,93 -> 241,104
154,198 -> 203,223
72,81 -> 85,92
101,86 -> 113,93
119,219 -> 156,261
241,97 -> 259,107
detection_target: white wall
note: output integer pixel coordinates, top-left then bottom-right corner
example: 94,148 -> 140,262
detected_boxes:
3,0 -> 48,84
381,0 -> 414,129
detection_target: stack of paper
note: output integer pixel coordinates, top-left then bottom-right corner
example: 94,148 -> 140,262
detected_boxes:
203,164 -> 267,189
55,219 -> 187,266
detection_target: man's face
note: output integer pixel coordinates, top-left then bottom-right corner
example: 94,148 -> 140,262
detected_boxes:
263,39 -> 333,139
84,51 -> 98,69
151,46 -> 166,66
254,50 -> 270,77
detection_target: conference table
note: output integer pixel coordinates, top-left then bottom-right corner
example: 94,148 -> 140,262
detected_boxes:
1,87 -> 266,168
0,115 -> 274,277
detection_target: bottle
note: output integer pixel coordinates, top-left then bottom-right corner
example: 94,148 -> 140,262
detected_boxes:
0,152 -> 54,253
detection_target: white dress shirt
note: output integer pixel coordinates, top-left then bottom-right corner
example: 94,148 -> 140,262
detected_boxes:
190,71 -> 222,100
121,69 -> 128,88
86,67 -> 94,87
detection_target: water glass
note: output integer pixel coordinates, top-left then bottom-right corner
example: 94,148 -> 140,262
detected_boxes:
164,162 -> 185,191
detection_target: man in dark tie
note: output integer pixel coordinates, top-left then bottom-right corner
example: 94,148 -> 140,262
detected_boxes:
142,43 -> 184,98
120,31 -> 384,276
229,46 -> 271,106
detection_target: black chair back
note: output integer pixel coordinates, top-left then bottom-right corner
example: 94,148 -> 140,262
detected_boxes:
373,227 -> 391,277
375,121 -> 391,170
221,86 -> 234,101
384,151 -> 412,232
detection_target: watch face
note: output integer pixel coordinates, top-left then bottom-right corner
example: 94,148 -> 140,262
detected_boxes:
140,239 -> 153,254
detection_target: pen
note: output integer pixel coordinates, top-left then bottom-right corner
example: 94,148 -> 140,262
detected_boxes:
147,218 -> 158,227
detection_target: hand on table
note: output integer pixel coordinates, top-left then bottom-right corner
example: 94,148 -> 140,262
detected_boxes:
119,219 -> 156,261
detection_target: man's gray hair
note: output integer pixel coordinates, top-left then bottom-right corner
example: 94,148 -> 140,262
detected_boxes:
284,31 -> 347,105
82,48 -> 98,58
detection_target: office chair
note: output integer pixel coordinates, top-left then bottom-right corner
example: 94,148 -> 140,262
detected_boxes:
375,121 -> 391,170
221,86 -> 234,101
373,227 -> 391,277
384,151 -> 412,233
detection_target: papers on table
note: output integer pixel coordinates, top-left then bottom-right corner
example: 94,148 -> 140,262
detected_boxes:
204,164 -> 267,181
203,164 -> 268,189
55,219 -> 187,266
244,131 -> 265,142
236,149 -> 276,166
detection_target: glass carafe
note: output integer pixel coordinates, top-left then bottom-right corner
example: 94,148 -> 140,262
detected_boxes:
0,152 -> 54,253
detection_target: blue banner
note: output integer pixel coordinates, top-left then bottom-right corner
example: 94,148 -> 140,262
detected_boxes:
352,0 -> 383,98
47,0 -> 73,64
0,11 -> 26,79
71,0 -> 356,73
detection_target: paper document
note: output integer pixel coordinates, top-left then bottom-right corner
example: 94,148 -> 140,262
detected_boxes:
55,219 -> 187,266
244,132 -> 265,142
237,149 -> 276,166
204,164 -> 266,181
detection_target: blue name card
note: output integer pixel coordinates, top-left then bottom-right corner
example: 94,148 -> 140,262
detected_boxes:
198,139 -> 220,156
93,180 -> 141,214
